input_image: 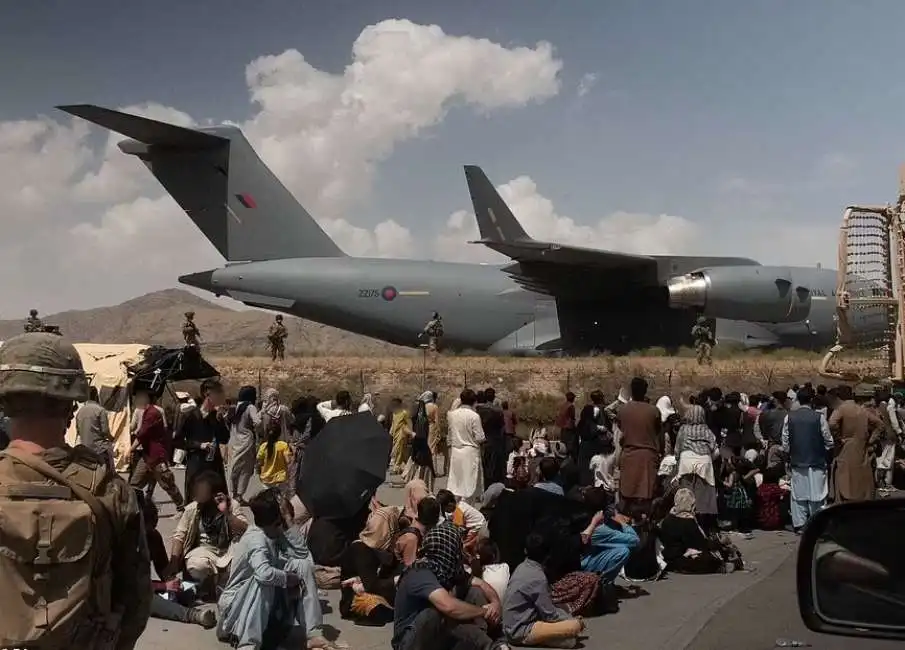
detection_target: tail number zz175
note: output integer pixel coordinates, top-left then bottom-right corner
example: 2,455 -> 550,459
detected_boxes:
358,289 -> 380,298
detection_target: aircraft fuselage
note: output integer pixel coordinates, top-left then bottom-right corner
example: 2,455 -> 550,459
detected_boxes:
182,257 -> 555,351
180,258 -> 876,354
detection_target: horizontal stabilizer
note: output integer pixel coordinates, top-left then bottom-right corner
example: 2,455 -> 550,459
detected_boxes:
57,105 -> 225,148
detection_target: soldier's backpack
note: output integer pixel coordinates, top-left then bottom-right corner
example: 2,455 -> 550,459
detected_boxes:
0,448 -> 114,647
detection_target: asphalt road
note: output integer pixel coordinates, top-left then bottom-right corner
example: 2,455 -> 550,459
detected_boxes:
687,552 -> 903,650
135,469 -> 832,650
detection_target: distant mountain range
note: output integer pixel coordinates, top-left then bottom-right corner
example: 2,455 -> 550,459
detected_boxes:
0,289 -> 411,356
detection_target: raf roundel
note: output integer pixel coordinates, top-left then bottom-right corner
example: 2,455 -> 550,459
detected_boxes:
381,286 -> 398,301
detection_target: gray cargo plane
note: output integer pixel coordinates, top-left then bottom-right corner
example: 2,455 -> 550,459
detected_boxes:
59,105 -> 885,354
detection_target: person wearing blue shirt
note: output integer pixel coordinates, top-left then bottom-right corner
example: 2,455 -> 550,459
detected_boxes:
579,510 -> 640,582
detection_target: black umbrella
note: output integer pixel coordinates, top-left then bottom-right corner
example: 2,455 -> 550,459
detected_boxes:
297,411 -> 391,519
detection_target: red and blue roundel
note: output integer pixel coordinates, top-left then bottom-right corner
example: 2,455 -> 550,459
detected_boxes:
381,286 -> 398,301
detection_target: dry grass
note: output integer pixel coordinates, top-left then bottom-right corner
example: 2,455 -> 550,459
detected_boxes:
210,352 -> 836,423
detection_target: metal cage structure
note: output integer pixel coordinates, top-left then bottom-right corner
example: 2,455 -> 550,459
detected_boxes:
820,167 -> 905,383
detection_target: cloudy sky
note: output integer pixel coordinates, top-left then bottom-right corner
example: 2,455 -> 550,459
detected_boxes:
4,0 -> 905,315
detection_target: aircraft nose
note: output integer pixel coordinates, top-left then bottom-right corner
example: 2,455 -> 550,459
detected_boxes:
667,272 -> 708,309
178,270 -> 216,291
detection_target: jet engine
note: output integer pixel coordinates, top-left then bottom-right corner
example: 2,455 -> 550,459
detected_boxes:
666,266 -> 812,323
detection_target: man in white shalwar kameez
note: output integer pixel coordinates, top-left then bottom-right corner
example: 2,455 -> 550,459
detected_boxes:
445,388 -> 485,505
781,388 -> 834,533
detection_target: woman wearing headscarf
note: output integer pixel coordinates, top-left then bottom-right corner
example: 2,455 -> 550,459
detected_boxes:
288,395 -> 314,494
403,478 -> 431,522
576,397 -> 611,488
339,504 -> 403,624
656,396 -> 679,455
658,488 -> 742,574
402,392 -> 437,491
259,388 -> 292,444
673,403 -> 719,532
424,392 -> 445,475
358,393 -> 375,413
229,386 -> 260,505
389,397 -> 414,475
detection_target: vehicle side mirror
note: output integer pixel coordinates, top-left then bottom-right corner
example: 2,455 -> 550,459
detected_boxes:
797,499 -> 905,640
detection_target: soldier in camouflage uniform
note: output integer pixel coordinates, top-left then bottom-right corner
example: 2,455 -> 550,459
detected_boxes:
267,314 -> 288,361
23,308 -> 44,333
182,311 -> 201,349
0,332 -> 151,649
421,312 -> 444,354
691,315 -> 715,366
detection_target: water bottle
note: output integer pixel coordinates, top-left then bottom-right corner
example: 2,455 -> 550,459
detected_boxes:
775,639 -> 809,647
205,441 -> 216,462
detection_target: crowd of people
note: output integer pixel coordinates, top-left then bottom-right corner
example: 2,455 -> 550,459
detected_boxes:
124,373 -> 905,649
2,328 -> 903,650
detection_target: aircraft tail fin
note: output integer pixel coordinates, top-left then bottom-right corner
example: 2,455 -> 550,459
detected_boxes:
58,104 -> 346,261
463,165 -> 532,243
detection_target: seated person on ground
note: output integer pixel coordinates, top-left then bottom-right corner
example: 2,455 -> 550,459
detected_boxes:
217,489 -> 333,649
396,496 -> 442,568
472,538 -> 510,601
437,488 -> 487,534
393,520 -> 509,650
620,504 -> 666,582
533,457 -> 564,496
579,508 -> 639,583
659,488 -> 743,574
167,470 -> 248,596
137,489 -> 217,629
339,503 -> 406,624
503,533 -> 584,649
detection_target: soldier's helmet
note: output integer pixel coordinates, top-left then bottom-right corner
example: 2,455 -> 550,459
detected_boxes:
29,309 -> 38,317
184,311 -> 195,319
432,312 -> 440,319
275,315 -> 283,321
0,333 -> 89,403
696,315 -> 707,324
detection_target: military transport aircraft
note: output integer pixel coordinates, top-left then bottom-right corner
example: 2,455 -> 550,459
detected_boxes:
59,105 -> 883,354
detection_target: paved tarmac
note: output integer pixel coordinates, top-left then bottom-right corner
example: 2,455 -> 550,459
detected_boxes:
687,552 -> 902,650
133,470 -> 832,650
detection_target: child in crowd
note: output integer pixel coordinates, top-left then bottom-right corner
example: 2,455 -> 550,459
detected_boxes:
437,488 -> 487,557
257,423 -> 293,495
471,538 -> 511,601
503,533 -> 584,648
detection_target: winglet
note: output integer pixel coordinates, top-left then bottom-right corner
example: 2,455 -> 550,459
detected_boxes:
57,104 -> 225,148
464,165 -> 532,243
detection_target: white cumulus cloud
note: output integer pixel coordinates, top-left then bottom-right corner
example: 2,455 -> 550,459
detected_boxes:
576,72 -> 598,98
0,19 -> 563,315
432,175 -> 701,262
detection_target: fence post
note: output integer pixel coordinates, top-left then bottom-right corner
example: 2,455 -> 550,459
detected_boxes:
463,369 -> 468,388
420,347 -> 427,391
359,369 -> 365,395
566,369 -> 571,392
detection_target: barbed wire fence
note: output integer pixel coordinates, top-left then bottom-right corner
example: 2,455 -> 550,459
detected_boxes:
219,356 -> 825,423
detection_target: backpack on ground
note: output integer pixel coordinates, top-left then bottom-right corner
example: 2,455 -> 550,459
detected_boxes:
0,448 -> 114,647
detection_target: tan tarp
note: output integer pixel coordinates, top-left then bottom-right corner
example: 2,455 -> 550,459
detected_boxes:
66,343 -> 149,470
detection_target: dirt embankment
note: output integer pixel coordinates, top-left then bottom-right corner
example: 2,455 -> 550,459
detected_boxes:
211,355 -> 827,422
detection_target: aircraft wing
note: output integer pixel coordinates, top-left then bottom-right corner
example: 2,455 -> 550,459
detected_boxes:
479,240 -> 659,297
464,165 -> 660,296
474,237 -> 656,270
